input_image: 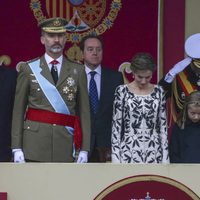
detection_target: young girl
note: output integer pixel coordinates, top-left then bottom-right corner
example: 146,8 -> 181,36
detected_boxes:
170,91 -> 200,163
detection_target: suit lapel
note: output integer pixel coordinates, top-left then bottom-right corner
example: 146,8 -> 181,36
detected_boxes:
57,56 -> 70,86
97,68 -> 109,113
39,56 -> 55,85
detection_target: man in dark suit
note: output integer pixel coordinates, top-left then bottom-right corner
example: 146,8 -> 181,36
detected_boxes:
80,35 -> 124,162
11,17 -> 91,163
0,63 -> 17,161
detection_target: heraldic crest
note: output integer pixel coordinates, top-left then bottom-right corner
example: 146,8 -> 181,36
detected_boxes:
30,0 -> 122,62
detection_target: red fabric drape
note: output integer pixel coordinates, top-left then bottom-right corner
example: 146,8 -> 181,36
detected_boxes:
0,1 -> 185,82
163,0 -> 185,74
0,0 -> 158,80
0,193 -> 7,200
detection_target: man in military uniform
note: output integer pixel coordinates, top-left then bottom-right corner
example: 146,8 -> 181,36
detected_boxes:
159,33 -> 200,122
12,17 -> 91,163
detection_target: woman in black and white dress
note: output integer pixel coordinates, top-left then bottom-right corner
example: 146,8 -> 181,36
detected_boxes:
111,53 -> 169,164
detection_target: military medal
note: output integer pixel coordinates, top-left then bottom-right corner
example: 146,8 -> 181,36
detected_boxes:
62,86 -> 69,94
66,77 -> 75,87
181,92 -> 185,100
63,77 -> 77,101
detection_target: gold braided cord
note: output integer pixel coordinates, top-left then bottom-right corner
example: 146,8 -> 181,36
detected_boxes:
193,59 -> 200,68
0,55 -> 11,66
42,27 -> 66,33
167,97 -> 174,128
172,78 -> 184,110
167,78 -> 185,125
168,91 -> 179,126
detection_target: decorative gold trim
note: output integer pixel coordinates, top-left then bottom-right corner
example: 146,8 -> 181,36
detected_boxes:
0,55 -> 11,66
66,0 -> 122,43
30,0 -> 46,24
30,0 -> 122,43
94,175 -> 200,200
77,1 -> 107,28
118,62 -> 131,84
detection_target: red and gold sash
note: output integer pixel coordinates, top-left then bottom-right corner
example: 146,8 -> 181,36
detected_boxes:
169,70 -> 197,125
177,71 -> 197,96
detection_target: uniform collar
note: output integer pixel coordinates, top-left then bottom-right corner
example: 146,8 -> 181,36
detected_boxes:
44,53 -> 63,65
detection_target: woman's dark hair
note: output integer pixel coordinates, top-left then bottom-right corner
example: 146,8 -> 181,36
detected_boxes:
130,52 -> 156,72
79,34 -> 103,51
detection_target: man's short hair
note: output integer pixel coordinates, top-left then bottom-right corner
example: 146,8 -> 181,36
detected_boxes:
79,34 -> 104,51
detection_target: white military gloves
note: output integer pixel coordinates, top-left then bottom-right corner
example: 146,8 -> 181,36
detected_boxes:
12,149 -> 25,163
12,149 -> 88,163
164,57 -> 192,83
76,151 -> 88,163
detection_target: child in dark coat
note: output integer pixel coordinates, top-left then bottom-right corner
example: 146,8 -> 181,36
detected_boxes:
170,91 -> 200,163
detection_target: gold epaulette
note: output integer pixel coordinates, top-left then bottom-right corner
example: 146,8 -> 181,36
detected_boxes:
16,61 -> 26,72
16,57 -> 40,72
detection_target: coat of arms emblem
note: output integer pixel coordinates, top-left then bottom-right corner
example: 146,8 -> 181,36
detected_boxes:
30,0 -> 122,61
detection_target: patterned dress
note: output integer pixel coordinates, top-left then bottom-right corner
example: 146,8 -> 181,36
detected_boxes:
111,84 -> 169,163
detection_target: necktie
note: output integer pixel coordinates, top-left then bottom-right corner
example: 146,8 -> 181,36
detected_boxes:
89,71 -> 99,114
50,60 -> 59,84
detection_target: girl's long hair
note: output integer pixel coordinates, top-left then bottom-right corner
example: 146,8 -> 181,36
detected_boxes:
177,91 -> 200,129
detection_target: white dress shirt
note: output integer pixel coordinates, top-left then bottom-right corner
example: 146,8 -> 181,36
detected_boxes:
45,53 -> 63,77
